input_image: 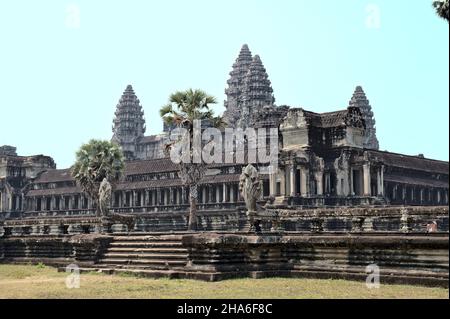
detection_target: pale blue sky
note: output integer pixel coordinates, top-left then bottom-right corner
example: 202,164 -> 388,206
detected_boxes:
0,0 -> 448,168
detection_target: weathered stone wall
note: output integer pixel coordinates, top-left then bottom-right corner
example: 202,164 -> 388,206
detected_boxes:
276,206 -> 449,233
0,234 -> 112,267
182,233 -> 449,287
2,206 -> 448,234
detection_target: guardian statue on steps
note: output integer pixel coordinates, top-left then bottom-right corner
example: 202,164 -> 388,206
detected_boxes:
98,177 -> 112,217
239,164 -> 263,232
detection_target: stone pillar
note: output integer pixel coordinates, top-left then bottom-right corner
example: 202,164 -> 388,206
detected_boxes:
182,187 -> 187,204
208,187 -> 213,204
289,165 -> 296,196
202,187 -> 207,204
363,163 -> 371,196
279,168 -> 286,196
300,168 -> 308,197
177,188 -> 181,205
269,172 -> 277,197
324,173 -> 331,194
230,185 -> 235,202
350,168 -> 354,196
132,191 -> 137,207
164,189 -> 169,205
141,190 -> 146,206
315,171 -> 324,196
69,196 -> 73,210
216,186 -> 221,203
8,195 -> 13,211
379,165 -> 385,196
285,169 -> 290,196
155,189 -> 160,205
121,191 -> 126,207
169,188 -> 174,205
222,184 -> 227,203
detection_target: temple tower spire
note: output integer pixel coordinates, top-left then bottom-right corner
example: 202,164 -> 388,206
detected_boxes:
349,86 -> 379,150
224,44 -> 253,127
238,55 -> 275,128
112,85 -> 146,160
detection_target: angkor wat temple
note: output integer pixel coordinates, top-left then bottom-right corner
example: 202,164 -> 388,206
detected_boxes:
1,45 -> 448,220
1,45 -> 449,286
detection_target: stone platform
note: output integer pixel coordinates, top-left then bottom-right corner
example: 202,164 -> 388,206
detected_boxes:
1,231 -> 448,288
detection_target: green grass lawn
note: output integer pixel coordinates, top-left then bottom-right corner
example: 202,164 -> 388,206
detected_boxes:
0,264 -> 448,299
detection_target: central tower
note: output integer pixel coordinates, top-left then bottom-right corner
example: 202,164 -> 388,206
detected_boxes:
112,85 -> 146,160
224,45 -> 275,128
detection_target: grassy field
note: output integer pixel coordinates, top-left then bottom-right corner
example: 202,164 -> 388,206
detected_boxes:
0,264 -> 448,299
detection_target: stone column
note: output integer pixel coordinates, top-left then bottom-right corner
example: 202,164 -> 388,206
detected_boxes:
285,169 -> 290,196
68,196 -> 73,210
121,191 -> 125,207
300,168 -> 308,197
216,186 -> 221,203
350,168 -> 354,196
379,165 -> 385,196
324,173 -> 331,194
269,172 -> 277,197
279,168 -> 286,196
202,187 -> 207,204
208,187 -> 213,203
132,191 -> 137,207
155,189 -> 160,205
315,171 -> 324,196
181,187 -> 187,204
141,190 -> 146,206
363,163 -> 371,196
289,165 -> 296,196
222,184 -> 227,203
164,189 -> 169,205
176,188 -> 181,205
169,188 -> 173,205
230,185 -> 235,202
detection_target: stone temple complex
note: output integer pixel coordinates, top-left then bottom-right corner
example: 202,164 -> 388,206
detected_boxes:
0,45 -> 448,287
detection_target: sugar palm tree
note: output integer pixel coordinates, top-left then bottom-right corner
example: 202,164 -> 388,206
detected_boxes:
433,0 -> 449,22
71,139 -> 124,216
160,89 -> 223,231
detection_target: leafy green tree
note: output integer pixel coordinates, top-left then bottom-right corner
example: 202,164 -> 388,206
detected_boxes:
160,89 -> 223,230
433,0 -> 449,22
71,139 -> 124,216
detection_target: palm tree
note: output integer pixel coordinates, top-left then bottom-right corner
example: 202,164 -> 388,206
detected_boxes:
160,89 -> 223,231
71,139 -> 125,216
433,0 -> 449,22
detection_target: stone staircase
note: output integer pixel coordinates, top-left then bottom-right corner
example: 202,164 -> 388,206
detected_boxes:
272,196 -> 288,207
74,233 -> 191,278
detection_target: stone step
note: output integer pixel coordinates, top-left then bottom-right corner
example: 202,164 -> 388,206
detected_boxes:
97,258 -> 187,267
109,241 -> 183,248
103,253 -> 188,260
113,234 -> 183,241
106,247 -> 188,253
61,267 -> 186,278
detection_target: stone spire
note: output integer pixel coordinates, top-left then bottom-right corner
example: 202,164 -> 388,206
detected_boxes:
112,85 -> 146,160
349,86 -> 379,150
223,44 -> 253,127
238,55 -> 275,128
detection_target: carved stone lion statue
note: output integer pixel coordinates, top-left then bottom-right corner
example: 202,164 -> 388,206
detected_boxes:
98,177 -> 112,217
239,164 -> 262,213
